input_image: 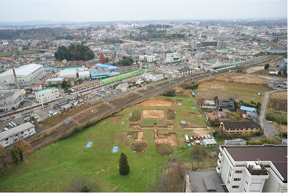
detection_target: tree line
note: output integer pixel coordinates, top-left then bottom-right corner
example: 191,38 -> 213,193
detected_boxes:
54,43 -> 95,61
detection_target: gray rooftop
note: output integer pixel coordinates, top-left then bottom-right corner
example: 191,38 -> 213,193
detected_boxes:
188,170 -> 225,192
0,122 -> 35,141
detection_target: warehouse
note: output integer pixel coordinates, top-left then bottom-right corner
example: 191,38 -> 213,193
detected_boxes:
59,69 -> 77,79
0,122 -> 36,147
0,63 -> 44,88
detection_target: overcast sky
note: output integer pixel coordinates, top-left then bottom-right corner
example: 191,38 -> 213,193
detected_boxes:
0,0 -> 287,22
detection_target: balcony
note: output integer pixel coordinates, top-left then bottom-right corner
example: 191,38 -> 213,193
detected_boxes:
217,159 -> 223,167
218,152 -> 223,161
216,166 -> 221,174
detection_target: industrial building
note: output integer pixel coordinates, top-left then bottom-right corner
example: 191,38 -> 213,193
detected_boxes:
35,87 -> 59,103
217,145 -> 287,192
59,69 -> 77,79
0,122 -> 36,148
0,63 -> 44,88
0,89 -> 24,112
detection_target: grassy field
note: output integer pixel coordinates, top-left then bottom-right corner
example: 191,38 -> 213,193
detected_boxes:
0,95 -> 219,192
0,50 -> 40,57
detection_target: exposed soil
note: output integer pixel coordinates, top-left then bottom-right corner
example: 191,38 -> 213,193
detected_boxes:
167,109 -> 175,119
131,142 -> 147,152
156,133 -> 178,146
195,90 -> 234,102
129,110 -> 141,121
135,99 -> 173,107
268,98 -> 287,112
271,91 -> 287,100
111,115 -> 123,124
211,83 -> 225,91
143,110 -> 165,119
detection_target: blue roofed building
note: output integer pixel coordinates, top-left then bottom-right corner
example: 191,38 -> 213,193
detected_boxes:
90,69 -> 111,79
95,63 -> 119,70
240,106 -> 257,112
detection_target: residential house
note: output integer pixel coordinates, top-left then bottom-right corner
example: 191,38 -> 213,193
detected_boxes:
177,68 -> 193,76
117,82 -> 129,92
219,100 -> 235,110
30,84 -> 42,91
220,121 -> 261,134
131,76 -> 143,85
204,100 -> 216,106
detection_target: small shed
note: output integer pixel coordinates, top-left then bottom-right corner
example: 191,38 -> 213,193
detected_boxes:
61,103 -> 72,111
203,139 -> 217,147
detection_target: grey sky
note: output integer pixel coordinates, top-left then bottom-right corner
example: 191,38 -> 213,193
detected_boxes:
0,0 -> 286,22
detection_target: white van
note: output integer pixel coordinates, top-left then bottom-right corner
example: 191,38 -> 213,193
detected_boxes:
185,134 -> 189,143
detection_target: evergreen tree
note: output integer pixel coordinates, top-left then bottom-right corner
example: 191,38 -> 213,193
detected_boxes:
119,152 -> 130,175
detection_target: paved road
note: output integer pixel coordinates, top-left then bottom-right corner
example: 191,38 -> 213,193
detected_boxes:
259,89 -> 286,137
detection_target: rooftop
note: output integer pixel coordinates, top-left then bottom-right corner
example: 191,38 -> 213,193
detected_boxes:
0,122 -> 35,141
36,87 -> 57,94
188,170 -> 225,192
223,121 -> 261,129
0,63 -> 43,77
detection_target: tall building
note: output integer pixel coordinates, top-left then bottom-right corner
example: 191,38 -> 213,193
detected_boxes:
120,43 -> 135,50
200,41 -> 217,47
0,64 -> 44,88
139,55 -> 155,63
35,88 -> 59,103
217,145 -> 287,192
217,41 -> 228,50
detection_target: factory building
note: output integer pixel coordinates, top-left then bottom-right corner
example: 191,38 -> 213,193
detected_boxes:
0,63 -> 44,88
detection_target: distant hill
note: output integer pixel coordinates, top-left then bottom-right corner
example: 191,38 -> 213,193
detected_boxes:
0,20 -> 76,27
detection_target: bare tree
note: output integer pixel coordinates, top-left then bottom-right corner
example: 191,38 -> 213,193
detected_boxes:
152,159 -> 187,192
9,137 -> 31,162
0,145 -> 7,171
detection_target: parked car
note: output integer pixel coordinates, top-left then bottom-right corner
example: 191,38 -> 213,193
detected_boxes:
204,135 -> 208,139
143,83 -> 146,86
207,134 -> 211,139
192,136 -> 196,140
190,137 -> 193,142
200,135 -> 204,140
5,125 -> 9,128
23,114 -> 28,118
4,127 -> 8,131
197,136 -> 200,140
136,85 -> 139,88
16,122 -> 20,125
11,122 -> 17,127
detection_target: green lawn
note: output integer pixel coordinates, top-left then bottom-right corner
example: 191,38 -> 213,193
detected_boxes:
0,95 -> 217,192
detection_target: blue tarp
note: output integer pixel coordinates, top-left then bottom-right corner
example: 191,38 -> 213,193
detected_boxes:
192,92 -> 195,96
200,143 -> 203,145
178,103 -> 182,105
181,121 -> 185,124
211,136 -> 215,139
191,107 -> 197,109
113,146 -> 118,153
187,144 -> 191,147
86,142 -> 93,147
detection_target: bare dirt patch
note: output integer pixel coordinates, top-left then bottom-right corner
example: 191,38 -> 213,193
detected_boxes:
143,110 -> 165,119
167,109 -> 175,119
211,83 -> 225,91
272,122 -> 287,133
271,91 -> 287,100
268,98 -> 287,112
136,98 -> 173,107
111,115 -> 123,124
129,110 -> 141,121
156,133 -> 178,146
183,127 -> 212,136
195,90 -> 234,102
131,142 -> 147,152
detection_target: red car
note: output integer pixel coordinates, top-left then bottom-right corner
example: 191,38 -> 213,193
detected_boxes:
197,136 -> 200,140
136,85 -> 140,88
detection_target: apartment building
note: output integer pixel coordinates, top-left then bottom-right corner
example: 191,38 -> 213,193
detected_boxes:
35,87 -> 59,103
220,121 -> 261,134
217,145 -> 287,192
0,122 -> 36,147
120,42 -> 135,50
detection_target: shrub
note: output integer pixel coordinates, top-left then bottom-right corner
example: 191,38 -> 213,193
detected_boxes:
162,90 -> 176,97
159,144 -> 172,156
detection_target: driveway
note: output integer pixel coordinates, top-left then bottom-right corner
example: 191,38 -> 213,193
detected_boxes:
259,89 -> 286,137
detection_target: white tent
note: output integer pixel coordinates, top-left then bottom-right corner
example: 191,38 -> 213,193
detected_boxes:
203,139 -> 217,147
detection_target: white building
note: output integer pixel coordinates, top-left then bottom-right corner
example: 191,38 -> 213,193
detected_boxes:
59,69 -> 77,79
203,138 -> 217,147
217,145 -> 287,192
0,64 -> 44,88
139,55 -> 156,63
35,87 -> 60,103
0,89 -> 24,112
0,122 -> 36,148
165,53 -> 180,63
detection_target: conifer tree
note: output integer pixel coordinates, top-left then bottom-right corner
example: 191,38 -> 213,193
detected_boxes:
119,152 -> 130,175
